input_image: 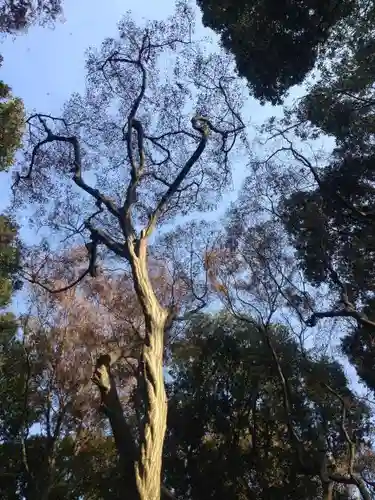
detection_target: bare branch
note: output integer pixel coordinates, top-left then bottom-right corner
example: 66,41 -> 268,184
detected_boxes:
144,117 -> 210,237
14,115 -> 121,220
307,308 -> 375,329
85,221 -> 128,259
20,234 -> 99,294
324,384 -> 372,500
264,130 -> 375,223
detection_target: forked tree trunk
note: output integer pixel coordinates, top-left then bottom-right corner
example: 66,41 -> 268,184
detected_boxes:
93,325 -> 168,500
93,235 -> 170,500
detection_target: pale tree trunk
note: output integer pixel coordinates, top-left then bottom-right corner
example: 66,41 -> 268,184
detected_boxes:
94,236 -> 169,500
129,238 -> 168,500
135,320 -> 167,500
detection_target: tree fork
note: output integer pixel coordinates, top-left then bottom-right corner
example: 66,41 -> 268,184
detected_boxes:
93,354 -> 140,500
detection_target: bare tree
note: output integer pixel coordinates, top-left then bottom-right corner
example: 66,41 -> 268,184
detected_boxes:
12,3 -> 245,498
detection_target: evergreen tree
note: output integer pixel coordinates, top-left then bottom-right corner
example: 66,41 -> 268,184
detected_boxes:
196,0 -> 357,103
164,313 -> 372,499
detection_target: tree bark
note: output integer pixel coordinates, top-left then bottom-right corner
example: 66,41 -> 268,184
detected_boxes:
322,481 -> 333,500
128,238 -> 168,500
354,477 -> 372,500
135,321 -> 167,500
93,355 -> 140,500
93,349 -> 176,500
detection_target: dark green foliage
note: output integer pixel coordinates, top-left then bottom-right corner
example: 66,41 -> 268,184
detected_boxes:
0,215 -> 21,425
196,0 -> 355,103
0,80 -> 24,171
273,1 -> 375,395
0,217 -> 27,457
0,435 -> 124,500
0,334 -> 31,442
0,0 -> 63,171
281,154 -> 375,391
281,160 -> 375,298
0,319 -> 126,499
342,299 -> 375,394
295,2 -> 375,148
164,313 -> 367,499
0,215 -> 20,304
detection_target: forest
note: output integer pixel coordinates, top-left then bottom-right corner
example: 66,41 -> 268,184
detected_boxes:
1,0 -> 375,499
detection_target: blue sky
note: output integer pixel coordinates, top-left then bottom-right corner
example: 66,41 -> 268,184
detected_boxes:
0,0 -> 364,391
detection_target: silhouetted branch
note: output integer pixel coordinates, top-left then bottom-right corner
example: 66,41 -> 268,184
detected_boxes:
20,234 -> 98,293
16,115 -> 120,219
307,308 -> 375,329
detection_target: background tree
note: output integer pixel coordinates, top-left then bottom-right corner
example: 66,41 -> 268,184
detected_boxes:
199,188 -> 375,498
0,214 -> 23,459
0,250 -> 145,499
0,0 -> 62,33
164,313 -> 373,499
250,1 -> 375,397
5,1 -> 375,498
0,79 -> 24,171
11,4 -> 245,498
0,0 -> 63,171
196,0 -> 358,103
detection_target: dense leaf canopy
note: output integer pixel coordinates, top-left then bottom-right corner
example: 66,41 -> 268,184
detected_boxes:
196,0 -> 355,103
164,313 -> 370,499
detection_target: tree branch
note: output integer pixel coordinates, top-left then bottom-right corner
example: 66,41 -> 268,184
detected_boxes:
324,383 -> 372,500
85,221 -> 128,259
20,233 -> 99,294
306,308 -> 375,329
107,42 -> 149,237
92,348 -> 178,500
144,117 -> 210,238
15,114 -> 121,220
92,350 -> 139,499
267,130 -> 375,223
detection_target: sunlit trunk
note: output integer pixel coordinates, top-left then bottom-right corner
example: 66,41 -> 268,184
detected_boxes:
135,321 -> 167,500
129,238 -> 168,500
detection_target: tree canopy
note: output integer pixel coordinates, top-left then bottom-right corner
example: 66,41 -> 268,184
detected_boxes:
253,0 -> 375,399
196,0 -> 358,103
165,313 -> 372,499
10,4 -> 246,498
0,0 -> 62,33
0,0 -> 63,171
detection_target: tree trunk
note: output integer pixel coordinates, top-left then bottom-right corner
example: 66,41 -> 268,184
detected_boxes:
93,354 -> 140,500
135,321 -> 167,500
354,476 -> 372,500
39,457 -> 55,500
128,237 -> 169,500
322,481 -> 333,500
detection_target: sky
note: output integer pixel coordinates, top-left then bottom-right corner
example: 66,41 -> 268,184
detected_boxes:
0,0 -> 365,393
